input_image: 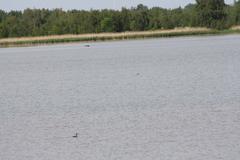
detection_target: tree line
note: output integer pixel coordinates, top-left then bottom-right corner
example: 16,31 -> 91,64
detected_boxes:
0,0 -> 240,38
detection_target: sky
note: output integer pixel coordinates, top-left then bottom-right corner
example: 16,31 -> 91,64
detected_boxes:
0,0 -> 234,11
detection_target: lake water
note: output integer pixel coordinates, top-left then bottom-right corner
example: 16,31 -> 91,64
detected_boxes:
0,35 -> 240,160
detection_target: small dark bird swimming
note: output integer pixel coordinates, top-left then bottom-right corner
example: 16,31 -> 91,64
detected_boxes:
73,133 -> 78,138
84,45 -> 90,47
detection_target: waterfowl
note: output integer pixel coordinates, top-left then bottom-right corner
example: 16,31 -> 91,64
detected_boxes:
73,133 -> 78,138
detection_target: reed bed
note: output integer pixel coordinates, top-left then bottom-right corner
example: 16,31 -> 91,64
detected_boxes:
0,27 -> 239,47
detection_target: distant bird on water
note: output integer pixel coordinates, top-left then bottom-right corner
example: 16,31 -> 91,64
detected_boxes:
73,133 -> 78,138
84,44 -> 90,47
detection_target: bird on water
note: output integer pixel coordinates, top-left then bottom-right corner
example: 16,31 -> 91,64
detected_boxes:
73,133 -> 78,138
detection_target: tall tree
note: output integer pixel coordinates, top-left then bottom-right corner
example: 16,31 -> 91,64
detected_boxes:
130,4 -> 149,31
234,0 -> 240,24
196,0 -> 227,29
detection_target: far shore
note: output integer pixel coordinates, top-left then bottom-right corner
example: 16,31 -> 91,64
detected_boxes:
0,27 -> 240,48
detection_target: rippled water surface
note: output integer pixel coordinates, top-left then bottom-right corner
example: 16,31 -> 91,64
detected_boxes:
0,35 -> 240,160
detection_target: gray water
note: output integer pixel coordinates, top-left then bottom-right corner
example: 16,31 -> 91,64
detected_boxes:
0,35 -> 240,160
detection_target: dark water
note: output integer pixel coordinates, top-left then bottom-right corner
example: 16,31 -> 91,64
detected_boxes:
0,35 -> 240,160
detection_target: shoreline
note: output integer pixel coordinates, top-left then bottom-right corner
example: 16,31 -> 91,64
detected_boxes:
0,28 -> 240,48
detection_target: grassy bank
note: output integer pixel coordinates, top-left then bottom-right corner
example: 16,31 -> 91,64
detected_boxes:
0,28 -> 240,47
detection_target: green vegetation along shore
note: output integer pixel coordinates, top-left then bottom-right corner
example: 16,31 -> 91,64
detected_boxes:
1,0 -> 240,38
0,27 -> 240,47
1,0 -> 240,47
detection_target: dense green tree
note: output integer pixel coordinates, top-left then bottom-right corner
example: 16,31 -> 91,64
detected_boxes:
121,8 -> 131,31
0,10 -> 6,23
101,17 -> 114,32
183,4 -> 198,27
196,0 -> 227,29
133,4 -> 149,30
234,0 -> 240,24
